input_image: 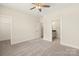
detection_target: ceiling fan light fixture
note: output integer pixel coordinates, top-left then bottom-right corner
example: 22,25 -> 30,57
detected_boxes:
35,5 -> 41,9
30,3 -> 50,12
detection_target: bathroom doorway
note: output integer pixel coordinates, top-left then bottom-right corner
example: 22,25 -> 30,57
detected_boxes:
52,17 -> 60,42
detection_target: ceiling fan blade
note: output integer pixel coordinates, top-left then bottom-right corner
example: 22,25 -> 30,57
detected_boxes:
38,9 -> 42,12
42,5 -> 50,7
30,7 -> 36,10
30,3 -> 50,12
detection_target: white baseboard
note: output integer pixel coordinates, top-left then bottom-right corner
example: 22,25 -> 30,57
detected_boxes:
11,36 -> 41,45
0,38 -> 10,41
43,37 -> 52,42
61,41 -> 79,49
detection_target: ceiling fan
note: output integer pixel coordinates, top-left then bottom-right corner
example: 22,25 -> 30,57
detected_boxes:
30,3 -> 50,12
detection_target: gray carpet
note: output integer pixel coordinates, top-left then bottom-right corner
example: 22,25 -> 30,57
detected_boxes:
0,39 -> 79,56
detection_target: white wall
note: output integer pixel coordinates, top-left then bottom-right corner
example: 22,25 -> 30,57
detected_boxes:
0,6 -> 41,44
42,4 -> 79,49
61,5 -> 79,49
0,15 -> 11,41
42,14 -> 52,41
12,12 -> 41,44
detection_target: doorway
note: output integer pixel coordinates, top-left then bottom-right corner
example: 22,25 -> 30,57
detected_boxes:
52,17 -> 60,42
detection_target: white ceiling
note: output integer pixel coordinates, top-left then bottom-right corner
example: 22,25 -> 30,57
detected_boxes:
0,3 -> 73,16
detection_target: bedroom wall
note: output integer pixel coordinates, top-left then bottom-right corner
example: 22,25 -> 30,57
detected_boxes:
0,6 -> 41,44
42,4 -> 79,49
0,15 -> 11,41
61,4 -> 79,49
42,14 -> 52,41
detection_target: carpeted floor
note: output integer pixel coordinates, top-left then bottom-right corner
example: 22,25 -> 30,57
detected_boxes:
0,39 -> 79,56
